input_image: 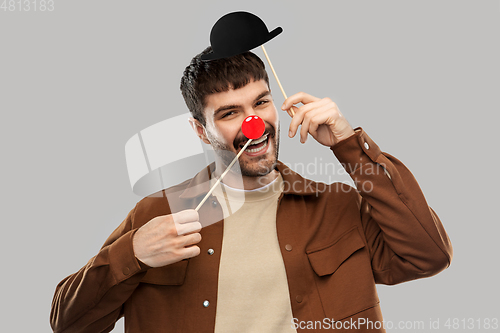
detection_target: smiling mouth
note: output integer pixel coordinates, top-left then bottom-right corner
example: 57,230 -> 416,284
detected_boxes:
238,133 -> 269,153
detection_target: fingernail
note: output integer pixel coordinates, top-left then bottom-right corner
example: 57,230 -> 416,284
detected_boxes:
289,130 -> 293,137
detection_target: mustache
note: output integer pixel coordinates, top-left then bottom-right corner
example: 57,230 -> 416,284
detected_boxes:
233,122 -> 276,149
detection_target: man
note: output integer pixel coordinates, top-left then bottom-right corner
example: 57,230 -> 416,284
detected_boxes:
51,47 -> 452,332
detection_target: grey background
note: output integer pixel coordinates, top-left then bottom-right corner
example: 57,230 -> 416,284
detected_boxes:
1,0 -> 499,332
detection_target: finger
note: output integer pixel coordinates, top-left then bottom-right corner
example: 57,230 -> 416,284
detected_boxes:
282,92 -> 321,111
288,99 -> 330,138
180,232 -> 202,247
180,245 -> 201,259
299,110 -> 311,143
282,105 -> 295,118
312,101 -> 341,130
171,209 -> 199,224
294,97 -> 330,114
288,106 -> 306,138
299,108 -> 326,143
308,114 -> 324,138
282,91 -> 321,110
175,221 -> 202,236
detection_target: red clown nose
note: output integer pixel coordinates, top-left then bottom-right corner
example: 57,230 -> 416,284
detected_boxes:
241,115 -> 265,139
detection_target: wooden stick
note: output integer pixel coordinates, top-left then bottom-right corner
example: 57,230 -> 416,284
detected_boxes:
261,45 -> 296,117
194,139 -> 253,212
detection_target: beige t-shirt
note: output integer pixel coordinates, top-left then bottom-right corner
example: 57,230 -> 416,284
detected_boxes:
212,173 -> 297,333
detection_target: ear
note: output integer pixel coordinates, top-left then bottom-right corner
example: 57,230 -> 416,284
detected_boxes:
188,117 -> 211,145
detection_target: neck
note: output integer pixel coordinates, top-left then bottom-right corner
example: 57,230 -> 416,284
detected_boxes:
213,160 -> 279,191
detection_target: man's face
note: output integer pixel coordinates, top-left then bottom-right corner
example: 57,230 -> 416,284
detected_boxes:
202,79 -> 280,177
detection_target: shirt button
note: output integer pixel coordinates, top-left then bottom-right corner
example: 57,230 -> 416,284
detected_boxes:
285,244 -> 293,252
203,300 -> 210,307
211,200 -> 218,207
296,295 -> 303,303
364,142 -> 370,150
207,249 -> 215,255
122,267 -> 130,275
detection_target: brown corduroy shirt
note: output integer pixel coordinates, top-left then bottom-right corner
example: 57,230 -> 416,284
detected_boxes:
50,128 -> 453,333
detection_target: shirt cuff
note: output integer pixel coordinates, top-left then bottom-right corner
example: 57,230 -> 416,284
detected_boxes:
330,127 -> 382,169
108,228 -> 149,284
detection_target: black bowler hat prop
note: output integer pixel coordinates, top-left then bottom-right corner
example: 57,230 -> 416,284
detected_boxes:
201,11 -> 283,61
201,11 -> 296,117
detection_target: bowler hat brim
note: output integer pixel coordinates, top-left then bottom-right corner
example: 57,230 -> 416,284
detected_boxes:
201,26 -> 283,61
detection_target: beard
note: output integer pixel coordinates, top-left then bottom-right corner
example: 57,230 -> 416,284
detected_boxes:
207,122 -> 280,177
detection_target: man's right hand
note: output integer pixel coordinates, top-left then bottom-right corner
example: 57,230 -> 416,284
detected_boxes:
132,209 -> 202,268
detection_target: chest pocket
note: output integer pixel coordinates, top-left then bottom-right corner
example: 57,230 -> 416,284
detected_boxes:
140,259 -> 188,285
306,226 -> 365,276
306,226 -> 379,321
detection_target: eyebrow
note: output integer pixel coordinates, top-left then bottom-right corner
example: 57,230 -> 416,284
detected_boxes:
213,90 -> 271,118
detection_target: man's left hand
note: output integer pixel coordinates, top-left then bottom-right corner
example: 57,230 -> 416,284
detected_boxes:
282,92 -> 355,147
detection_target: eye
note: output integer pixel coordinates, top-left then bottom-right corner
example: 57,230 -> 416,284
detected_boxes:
221,111 -> 236,118
255,100 -> 269,107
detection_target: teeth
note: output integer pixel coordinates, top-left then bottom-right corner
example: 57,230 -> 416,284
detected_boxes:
248,133 -> 268,146
246,139 -> 268,153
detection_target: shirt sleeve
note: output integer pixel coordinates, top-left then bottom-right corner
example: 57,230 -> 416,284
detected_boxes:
50,204 -> 150,333
331,128 -> 453,285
